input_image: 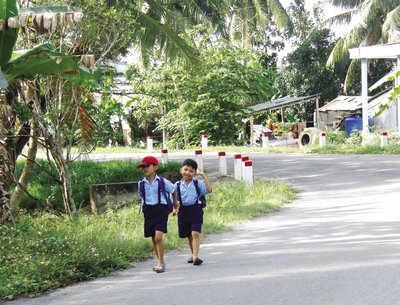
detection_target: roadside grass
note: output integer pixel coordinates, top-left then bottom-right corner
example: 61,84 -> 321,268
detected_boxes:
37,143 -> 400,155
309,144 -> 400,154
0,180 -> 295,301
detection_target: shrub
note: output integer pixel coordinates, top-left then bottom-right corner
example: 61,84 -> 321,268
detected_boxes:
14,160 -> 181,211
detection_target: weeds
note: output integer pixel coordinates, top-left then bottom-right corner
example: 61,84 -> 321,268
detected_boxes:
0,180 -> 294,300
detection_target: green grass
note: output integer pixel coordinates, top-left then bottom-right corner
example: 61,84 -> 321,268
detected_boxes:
309,143 -> 400,154
0,180 -> 295,301
14,160 -> 181,211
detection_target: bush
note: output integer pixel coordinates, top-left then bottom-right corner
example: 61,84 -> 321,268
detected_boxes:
326,129 -> 347,144
14,160 -> 181,211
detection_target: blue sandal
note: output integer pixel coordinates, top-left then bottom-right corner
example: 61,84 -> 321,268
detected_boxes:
153,266 -> 165,273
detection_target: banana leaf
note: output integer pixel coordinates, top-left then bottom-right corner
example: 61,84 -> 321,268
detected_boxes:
3,43 -> 79,82
0,0 -> 18,20
0,0 -> 19,67
2,43 -> 100,87
63,66 -> 102,88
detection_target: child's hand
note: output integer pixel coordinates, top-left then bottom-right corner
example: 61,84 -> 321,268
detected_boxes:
197,169 -> 205,177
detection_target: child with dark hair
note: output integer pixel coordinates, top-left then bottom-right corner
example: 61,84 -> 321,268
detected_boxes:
137,156 -> 176,273
174,159 -> 212,265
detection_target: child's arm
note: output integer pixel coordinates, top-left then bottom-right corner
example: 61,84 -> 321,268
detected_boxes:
197,170 -> 212,193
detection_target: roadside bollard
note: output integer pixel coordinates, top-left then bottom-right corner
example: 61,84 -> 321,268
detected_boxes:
234,154 -> 242,180
241,156 -> 249,180
147,136 -> 153,153
243,161 -> 253,186
195,150 -> 204,171
262,133 -> 269,148
201,134 -> 208,149
319,132 -> 326,147
161,149 -> 169,164
381,132 -> 388,147
218,152 -> 227,176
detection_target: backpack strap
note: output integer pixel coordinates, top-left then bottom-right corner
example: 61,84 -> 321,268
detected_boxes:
193,179 -> 201,201
194,179 -> 207,208
177,181 -> 183,204
139,179 -> 146,204
159,177 -> 173,212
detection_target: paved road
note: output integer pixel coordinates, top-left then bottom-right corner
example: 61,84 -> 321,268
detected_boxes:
7,153 -> 400,305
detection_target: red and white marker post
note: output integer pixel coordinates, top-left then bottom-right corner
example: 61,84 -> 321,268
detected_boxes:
319,132 -> 326,147
218,152 -> 227,176
161,149 -> 169,164
201,134 -> 208,149
241,156 -> 249,180
243,161 -> 253,186
381,132 -> 388,147
262,133 -> 269,148
195,150 -> 204,171
147,136 -> 153,153
234,154 -> 242,180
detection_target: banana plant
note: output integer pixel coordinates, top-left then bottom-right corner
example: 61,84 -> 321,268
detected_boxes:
1,1 -> 96,89
0,0 -> 100,222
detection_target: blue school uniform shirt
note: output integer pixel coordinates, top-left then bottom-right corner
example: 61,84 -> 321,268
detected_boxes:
138,175 -> 175,206
175,178 -> 209,206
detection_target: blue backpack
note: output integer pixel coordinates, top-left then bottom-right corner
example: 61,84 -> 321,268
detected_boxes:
139,177 -> 173,213
176,179 -> 207,208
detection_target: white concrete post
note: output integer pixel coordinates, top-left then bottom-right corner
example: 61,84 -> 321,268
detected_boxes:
195,150 -> 204,171
243,161 -> 253,186
262,133 -> 269,148
218,152 -> 227,176
381,132 -> 388,147
241,156 -> 249,180
319,132 -> 326,147
161,149 -> 169,164
201,134 -> 208,149
234,154 -> 242,180
146,136 -> 153,153
361,58 -> 369,137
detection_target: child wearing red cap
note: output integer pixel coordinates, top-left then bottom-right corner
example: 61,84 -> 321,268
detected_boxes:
137,156 -> 176,273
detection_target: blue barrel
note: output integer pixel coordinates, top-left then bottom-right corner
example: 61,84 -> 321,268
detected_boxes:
345,116 -> 363,136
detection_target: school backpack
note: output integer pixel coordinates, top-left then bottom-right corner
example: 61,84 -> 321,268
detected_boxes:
176,179 -> 207,208
139,177 -> 173,213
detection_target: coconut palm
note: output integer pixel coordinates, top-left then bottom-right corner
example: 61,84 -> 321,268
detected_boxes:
325,0 -> 400,90
227,0 -> 293,49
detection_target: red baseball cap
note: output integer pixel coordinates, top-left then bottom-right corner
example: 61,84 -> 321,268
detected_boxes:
137,156 -> 159,168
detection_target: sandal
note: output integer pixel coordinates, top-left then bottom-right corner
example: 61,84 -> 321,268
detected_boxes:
193,258 -> 203,266
187,257 -> 194,264
153,266 -> 165,273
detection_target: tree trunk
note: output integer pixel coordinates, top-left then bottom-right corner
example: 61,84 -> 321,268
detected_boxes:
10,119 -> 38,214
51,148 -> 76,217
0,142 -> 14,223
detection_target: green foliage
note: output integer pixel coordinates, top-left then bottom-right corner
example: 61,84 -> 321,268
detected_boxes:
13,160 -> 181,211
274,1 -> 342,121
132,40 -> 274,148
1,180 -> 295,300
326,129 -> 347,144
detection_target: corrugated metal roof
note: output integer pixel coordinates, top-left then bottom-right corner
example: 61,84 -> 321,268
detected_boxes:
319,90 -> 391,112
247,94 -> 320,114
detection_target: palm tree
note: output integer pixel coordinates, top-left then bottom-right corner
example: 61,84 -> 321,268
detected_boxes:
227,0 -> 293,49
325,0 -> 400,90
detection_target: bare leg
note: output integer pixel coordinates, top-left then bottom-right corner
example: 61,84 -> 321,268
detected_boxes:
188,235 -> 194,256
191,231 -> 201,260
154,230 -> 165,267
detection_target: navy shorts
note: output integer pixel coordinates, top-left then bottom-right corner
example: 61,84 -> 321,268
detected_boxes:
143,204 -> 169,238
178,204 -> 204,238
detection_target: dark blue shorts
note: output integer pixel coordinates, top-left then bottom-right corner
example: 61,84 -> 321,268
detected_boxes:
178,204 -> 204,238
143,204 -> 169,238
